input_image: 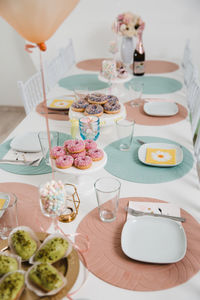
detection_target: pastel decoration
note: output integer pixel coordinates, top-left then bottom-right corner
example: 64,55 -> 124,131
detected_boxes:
0,0 -> 79,44
125,76 -> 182,94
76,196 -> 200,291
104,136 -> 193,184
0,132 -> 70,175
0,182 -> 51,232
102,60 -> 117,80
145,148 -> 176,165
59,74 -> 109,91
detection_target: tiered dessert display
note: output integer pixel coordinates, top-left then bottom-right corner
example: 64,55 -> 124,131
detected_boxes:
69,92 -> 126,126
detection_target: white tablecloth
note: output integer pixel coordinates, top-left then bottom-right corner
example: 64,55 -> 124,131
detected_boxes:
1,62 -> 200,300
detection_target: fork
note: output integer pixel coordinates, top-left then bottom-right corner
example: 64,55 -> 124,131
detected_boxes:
40,111 -> 68,115
0,158 -> 40,166
125,207 -> 186,222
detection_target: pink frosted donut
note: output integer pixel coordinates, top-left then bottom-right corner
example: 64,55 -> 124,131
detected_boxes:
87,149 -> 104,161
84,139 -> 97,151
74,156 -> 92,169
70,150 -> 86,160
55,155 -> 74,169
63,139 -> 74,151
50,146 -> 66,159
67,140 -> 85,153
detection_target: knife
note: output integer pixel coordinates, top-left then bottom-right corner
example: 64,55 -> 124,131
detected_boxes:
125,207 -> 186,222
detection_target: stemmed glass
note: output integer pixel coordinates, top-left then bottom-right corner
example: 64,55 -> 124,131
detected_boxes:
39,181 -> 71,233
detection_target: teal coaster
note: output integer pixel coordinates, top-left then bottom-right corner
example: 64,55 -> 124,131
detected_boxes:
104,136 -> 193,184
0,132 -> 71,175
125,76 -> 182,94
59,74 -> 109,91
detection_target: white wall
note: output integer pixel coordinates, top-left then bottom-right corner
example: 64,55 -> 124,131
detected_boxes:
0,0 -> 199,106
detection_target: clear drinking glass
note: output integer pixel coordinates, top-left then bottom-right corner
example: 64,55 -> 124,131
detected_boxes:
0,192 -> 18,239
116,119 -> 134,151
79,116 -> 100,141
38,131 -> 58,165
129,81 -> 144,107
94,177 -> 121,222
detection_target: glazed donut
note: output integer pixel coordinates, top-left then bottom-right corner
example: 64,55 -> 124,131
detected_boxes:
50,146 -> 66,159
103,102 -> 121,114
85,104 -> 103,117
70,150 -> 86,160
74,156 -> 92,169
55,155 -> 74,169
66,139 -> 85,153
84,139 -> 97,151
87,148 -> 104,161
87,93 -> 107,105
63,139 -> 74,151
71,99 -> 89,112
102,95 -> 119,105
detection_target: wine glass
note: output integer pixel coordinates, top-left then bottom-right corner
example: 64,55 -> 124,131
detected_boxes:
39,181 -> 72,233
79,116 -> 100,141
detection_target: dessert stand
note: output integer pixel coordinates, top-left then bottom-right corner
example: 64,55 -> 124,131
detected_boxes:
98,73 -> 132,97
68,103 -> 127,127
52,151 -> 107,195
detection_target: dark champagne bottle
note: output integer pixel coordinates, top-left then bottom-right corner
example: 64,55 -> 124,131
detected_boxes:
133,23 -> 145,76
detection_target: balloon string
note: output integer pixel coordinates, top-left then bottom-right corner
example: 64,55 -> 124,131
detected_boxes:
39,49 -> 55,180
55,223 -> 90,299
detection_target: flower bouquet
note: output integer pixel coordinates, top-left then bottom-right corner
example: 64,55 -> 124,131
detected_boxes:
113,12 -> 144,37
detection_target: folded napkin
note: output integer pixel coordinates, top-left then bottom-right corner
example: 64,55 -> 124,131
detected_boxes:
127,201 -> 180,221
49,98 -> 74,109
1,149 -> 43,166
146,148 -> 176,165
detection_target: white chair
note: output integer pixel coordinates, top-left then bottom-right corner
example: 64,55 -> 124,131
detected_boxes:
18,71 -> 49,115
44,38 -> 76,89
18,39 -> 76,115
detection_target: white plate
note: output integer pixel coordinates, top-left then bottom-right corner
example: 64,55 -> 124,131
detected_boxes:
53,150 -> 107,175
98,73 -> 132,84
138,142 -> 183,167
69,103 -> 127,127
47,95 -> 74,110
143,102 -> 179,116
121,216 -> 187,263
10,132 -> 41,153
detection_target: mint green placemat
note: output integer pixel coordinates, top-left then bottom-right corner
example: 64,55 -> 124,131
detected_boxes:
125,76 -> 182,94
0,132 -> 71,175
104,136 -> 193,184
59,74 -> 109,91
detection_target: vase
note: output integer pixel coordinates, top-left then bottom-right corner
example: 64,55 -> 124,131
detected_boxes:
120,36 -> 134,65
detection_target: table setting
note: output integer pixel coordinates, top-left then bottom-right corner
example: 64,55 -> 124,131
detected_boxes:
0,4 -> 200,300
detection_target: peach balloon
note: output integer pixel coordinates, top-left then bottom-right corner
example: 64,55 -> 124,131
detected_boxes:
0,0 -> 79,44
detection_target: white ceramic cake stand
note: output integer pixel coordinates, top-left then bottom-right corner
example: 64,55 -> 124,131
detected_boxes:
53,151 -> 107,195
98,73 -> 132,97
69,103 -> 127,127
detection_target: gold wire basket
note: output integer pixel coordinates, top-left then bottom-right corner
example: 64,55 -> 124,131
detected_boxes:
59,183 -> 80,223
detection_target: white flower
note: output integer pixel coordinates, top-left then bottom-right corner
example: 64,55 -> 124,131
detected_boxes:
151,151 -> 172,162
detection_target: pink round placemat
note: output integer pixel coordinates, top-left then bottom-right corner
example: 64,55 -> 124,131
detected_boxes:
0,182 -> 51,233
36,102 -> 69,121
76,59 -> 179,73
125,100 -> 188,125
131,60 -> 179,74
76,58 -> 107,71
76,197 -> 200,291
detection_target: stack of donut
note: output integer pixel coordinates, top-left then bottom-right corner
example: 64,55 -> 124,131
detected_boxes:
50,139 -> 104,170
71,93 -> 121,117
